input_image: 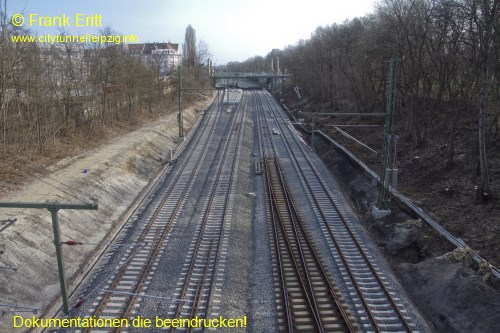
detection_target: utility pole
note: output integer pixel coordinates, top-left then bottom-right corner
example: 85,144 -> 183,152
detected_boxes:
311,116 -> 316,151
300,60 -> 304,107
375,58 -> 398,214
301,60 -> 311,149
178,66 -> 184,139
0,200 -> 98,315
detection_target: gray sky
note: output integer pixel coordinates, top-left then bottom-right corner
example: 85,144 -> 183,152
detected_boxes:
6,0 -> 376,64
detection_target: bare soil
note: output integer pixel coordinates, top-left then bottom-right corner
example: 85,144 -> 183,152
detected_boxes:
0,97 -> 213,332
280,88 -> 500,333
0,108 -> 175,198
282,88 -> 499,268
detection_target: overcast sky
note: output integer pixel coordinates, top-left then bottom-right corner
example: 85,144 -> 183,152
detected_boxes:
6,0 -> 376,64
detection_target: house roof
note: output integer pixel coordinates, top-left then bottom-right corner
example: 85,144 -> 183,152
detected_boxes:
127,42 -> 179,55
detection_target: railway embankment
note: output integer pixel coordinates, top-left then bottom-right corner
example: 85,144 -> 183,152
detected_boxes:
0,97 -> 213,332
312,134 -> 500,333
279,91 -> 500,332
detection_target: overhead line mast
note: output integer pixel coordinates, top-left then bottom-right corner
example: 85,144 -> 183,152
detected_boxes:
0,200 -> 98,315
376,58 -> 398,212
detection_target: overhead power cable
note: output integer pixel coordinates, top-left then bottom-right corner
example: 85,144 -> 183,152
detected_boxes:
330,125 -> 378,154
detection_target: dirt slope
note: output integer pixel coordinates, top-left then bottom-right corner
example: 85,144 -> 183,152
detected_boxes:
0,97 -> 212,332
280,87 -> 499,332
281,88 -> 499,268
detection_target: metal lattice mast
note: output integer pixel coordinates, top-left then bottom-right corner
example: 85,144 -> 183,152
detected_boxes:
376,58 -> 398,210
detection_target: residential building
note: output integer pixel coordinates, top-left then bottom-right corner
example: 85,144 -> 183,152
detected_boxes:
126,42 -> 180,75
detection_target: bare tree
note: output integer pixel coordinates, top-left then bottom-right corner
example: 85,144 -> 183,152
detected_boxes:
183,25 -> 197,67
0,2 -> 181,162
466,0 -> 499,198
195,39 -> 211,80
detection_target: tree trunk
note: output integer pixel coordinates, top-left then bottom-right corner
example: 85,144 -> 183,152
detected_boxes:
478,62 -> 490,197
328,63 -> 333,108
446,105 -> 462,170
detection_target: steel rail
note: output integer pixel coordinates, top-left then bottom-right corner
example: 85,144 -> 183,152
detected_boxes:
255,93 -> 299,332
40,98 -> 215,333
287,100 -> 500,282
261,92 -> 382,330
168,91 -> 247,327
276,101 -> 414,333
315,129 -> 500,281
259,94 -> 357,332
264,159 -> 295,332
265,158 -> 323,332
260,90 -> 415,332
186,240 -> 215,333
81,97 -> 226,332
274,158 -> 358,333
202,91 -> 250,318
258,96 -> 307,332
258,91 -> 382,331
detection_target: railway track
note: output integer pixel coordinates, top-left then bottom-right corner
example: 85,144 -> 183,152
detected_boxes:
255,90 -> 418,332
70,91 -> 245,332
167,91 -> 248,324
63,88 -> 419,333
265,158 -> 357,332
